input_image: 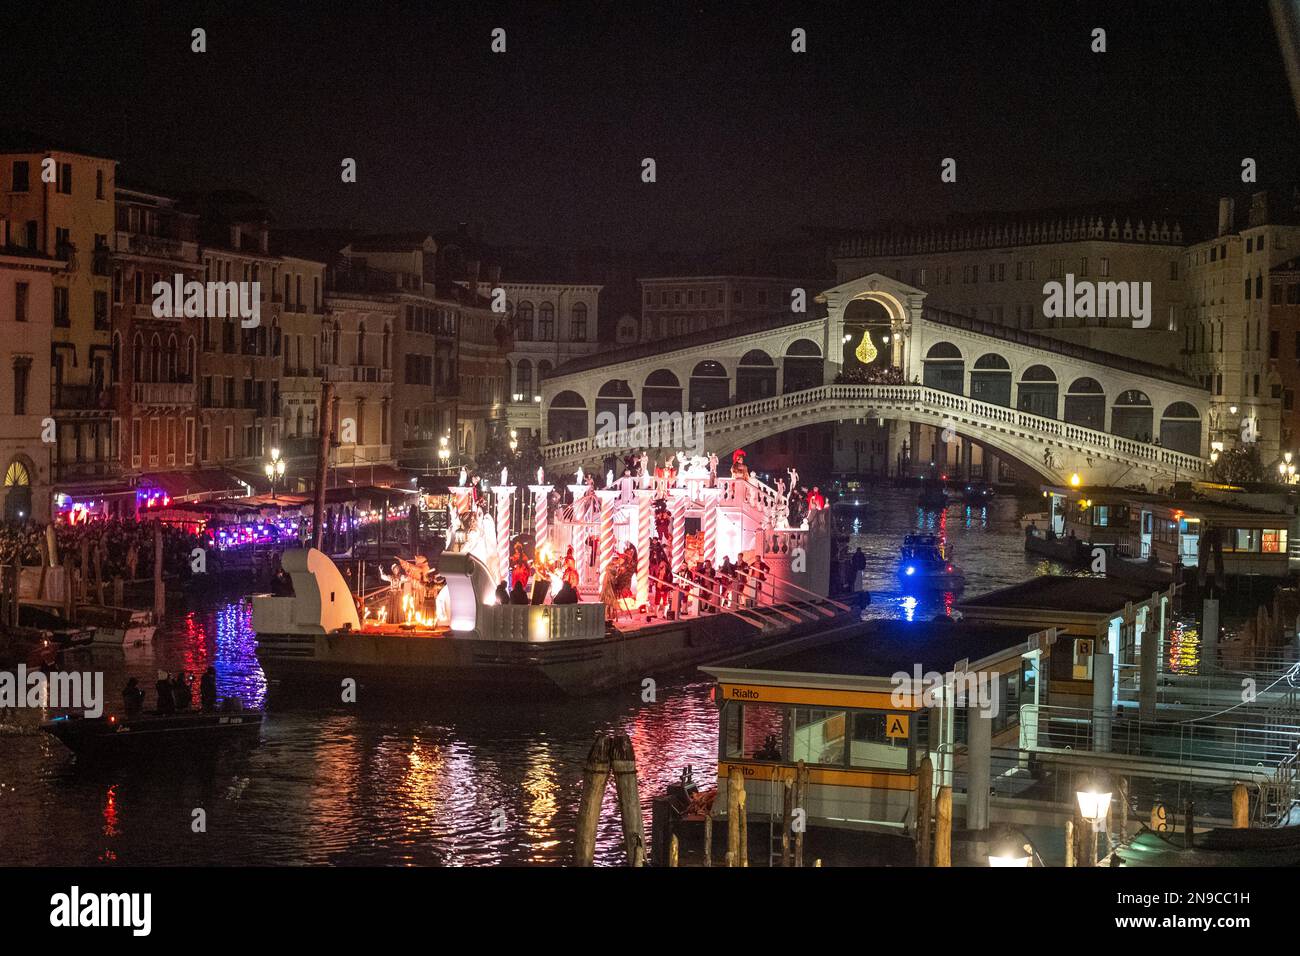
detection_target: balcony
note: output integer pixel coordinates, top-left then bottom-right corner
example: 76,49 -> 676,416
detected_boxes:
52,384 -> 114,413
133,382 -> 196,407
324,364 -> 392,384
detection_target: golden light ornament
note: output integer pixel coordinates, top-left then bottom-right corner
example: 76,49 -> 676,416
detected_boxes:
854,329 -> 878,365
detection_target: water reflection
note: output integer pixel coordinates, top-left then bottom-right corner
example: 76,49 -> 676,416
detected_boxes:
1,488 -> 1080,865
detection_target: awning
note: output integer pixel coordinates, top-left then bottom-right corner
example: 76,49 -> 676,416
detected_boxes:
138,469 -> 247,501
329,464 -> 421,488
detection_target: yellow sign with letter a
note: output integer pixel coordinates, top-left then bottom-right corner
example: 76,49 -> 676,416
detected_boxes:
885,714 -> 910,739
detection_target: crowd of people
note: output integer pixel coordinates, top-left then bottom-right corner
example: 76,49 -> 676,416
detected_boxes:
0,517 -> 206,582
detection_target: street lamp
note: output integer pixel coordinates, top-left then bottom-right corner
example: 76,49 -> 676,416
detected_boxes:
1076,778 -> 1113,867
509,429 -> 518,454
438,435 -> 451,473
988,830 -> 1034,867
264,447 -> 286,499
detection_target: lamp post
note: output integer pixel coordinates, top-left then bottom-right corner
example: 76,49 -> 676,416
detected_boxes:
438,435 -> 451,474
987,829 -> 1035,867
1076,779 -> 1113,867
264,447 -> 286,500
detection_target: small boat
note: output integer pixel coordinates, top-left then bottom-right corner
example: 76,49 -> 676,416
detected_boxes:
960,482 -> 995,503
917,480 -> 948,510
41,707 -> 264,761
77,605 -> 157,648
1115,823 -> 1300,867
898,533 -> 965,590
17,605 -> 95,648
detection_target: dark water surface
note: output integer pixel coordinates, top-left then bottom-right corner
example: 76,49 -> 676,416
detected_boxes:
0,488 -> 1072,865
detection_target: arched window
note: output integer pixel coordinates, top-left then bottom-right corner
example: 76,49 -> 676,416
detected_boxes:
382,324 -> 391,369
970,353 -> 1011,406
1112,390 -> 1154,442
737,349 -> 777,403
596,379 -> 635,423
570,302 -> 588,342
357,321 -> 367,366
538,303 -> 555,340
922,342 -> 964,395
516,301 -> 534,341
1017,364 -> 1058,418
689,360 -> 729,412
1160,401 -> 1201,454
516,359 -> 534,399
132,333 -> 144,384
1064,377 -> 1106,430
548,390 -> 587,442
783,339 -> 823,393
642,369 -> 683,414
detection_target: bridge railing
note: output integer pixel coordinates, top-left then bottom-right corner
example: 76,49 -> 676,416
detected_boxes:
543,383 -> 1208,475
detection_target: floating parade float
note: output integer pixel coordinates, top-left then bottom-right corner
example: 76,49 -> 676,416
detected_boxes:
253,455 -> 853,695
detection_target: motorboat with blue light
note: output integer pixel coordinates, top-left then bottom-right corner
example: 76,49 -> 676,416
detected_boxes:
898,533 -> 965,590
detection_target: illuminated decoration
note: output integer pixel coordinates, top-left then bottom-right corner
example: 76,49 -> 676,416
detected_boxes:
3,461 -> 30,488
854,328 -> 878,365
1069,473 -> 1081,487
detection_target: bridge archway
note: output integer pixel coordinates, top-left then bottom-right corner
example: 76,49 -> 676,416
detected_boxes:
783,340 -> 823,393
596,379 -> 635,422
922,342 -> 964,394
1160,401 -> 1201,454
689,360 -> 729,412
1017,364 -> 1059,419
547,390 -> 588,443
970,353 -> 1011,406
642,369 -> 683,414
736,349 -> 776,403
1112,389 -> 1154,442
1065,377 -> 1106,431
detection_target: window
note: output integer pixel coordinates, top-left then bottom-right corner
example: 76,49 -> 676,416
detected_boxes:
537,303 -> 554,340
58,162 -> 72,194
11,161 -> 29,192
94,291 -> 108,330
848,712 -> 909,769
792,708 -> 846,765
13,359 -> 30,415
14,282 -> 27,323
722,702 -> 786,761
96,169 -> 105,200
1100,257 -> 1111,277
53,287 -> 69,327
570,302 -> 588,341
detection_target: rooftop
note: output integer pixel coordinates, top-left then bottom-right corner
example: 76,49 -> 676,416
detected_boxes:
958,577 -> 1159,615
714,619 -> 1039,678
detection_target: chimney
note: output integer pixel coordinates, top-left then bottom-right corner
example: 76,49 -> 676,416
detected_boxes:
1217,197 -> 1235,237
1248,191 -> 1270,229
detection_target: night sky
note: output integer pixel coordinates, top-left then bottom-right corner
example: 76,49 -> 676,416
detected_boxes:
5,0 -> 1297,252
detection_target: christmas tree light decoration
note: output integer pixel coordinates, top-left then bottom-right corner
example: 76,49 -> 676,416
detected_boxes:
855,328 -> 878,365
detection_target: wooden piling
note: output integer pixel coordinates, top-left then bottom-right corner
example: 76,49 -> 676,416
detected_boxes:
573,735 -> 612,866
1118,778 -> 1129,842
703,813 -> 713,868
737,776 -> 748,868
610,733 -> 645,866
312,381 -> 335,551
780,776 -> 794,867
934,786 -> 952,867
112,577 -> 124,607
794,760 -> 808,868
915,755 -> 933,867
727,767 -> 743,866
37,533 -> 48,601
152,523 -> 165,622
93,538 -> 104,606
78,536 -> 90,608
668,833 -> 679,868
61,557 -> 74,622
1232,783 -> 1249,828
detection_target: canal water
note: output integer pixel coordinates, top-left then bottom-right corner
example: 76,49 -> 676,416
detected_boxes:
0,488 -> 1084,866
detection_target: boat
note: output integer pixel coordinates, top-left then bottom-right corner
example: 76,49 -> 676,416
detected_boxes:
1023,527 -> 1090,565
917,479 -> 948,510
41,707 -> 264,761
17,605 -> 95,648
77,606 -> 157,647
898,533 -> 965,590
1115,823 -> 1300,867
960,482 -> 995,504
253,547 -> 854,696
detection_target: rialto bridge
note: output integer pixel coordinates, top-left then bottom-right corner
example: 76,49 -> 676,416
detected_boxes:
539,274 -> 1210,490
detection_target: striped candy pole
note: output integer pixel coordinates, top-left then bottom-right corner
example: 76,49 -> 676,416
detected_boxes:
702,489 -> 719,566
449,485 -> 473,516
669,489 -> 688,576
528,484 -> 550,558
567,483 -> 589,589
596,489 -> 619,592
492,485 -> 514,584
635,489 -> 653,607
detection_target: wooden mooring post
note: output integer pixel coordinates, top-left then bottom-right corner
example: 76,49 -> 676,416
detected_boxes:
573,735 -> 612,866
780,775 -> 794,867
1232,783 -> 1249,828
727,766 -> 744,866
152,523 -> 165,623
794,760 -> 808,867
703,812 -> 713,868
934,786 -> 952,867
915,755 -> 933,866
610,733 -> 645,866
